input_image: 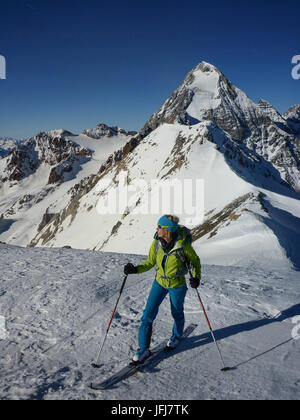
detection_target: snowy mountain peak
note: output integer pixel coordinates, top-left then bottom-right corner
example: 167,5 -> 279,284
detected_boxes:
182,61 -> 222,86
46,129 -> 75,138
139,61 -> 299,192
140,60 -> 260,140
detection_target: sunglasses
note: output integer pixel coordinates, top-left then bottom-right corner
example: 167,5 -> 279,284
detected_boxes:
157,224 -> 172,229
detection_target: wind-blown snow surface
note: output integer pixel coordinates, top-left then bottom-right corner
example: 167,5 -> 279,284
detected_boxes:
0,243 -> 299,400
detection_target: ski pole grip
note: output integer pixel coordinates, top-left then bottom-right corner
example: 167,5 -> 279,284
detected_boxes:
119,275 -> 128,294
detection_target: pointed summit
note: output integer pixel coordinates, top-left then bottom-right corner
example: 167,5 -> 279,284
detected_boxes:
139,61 -> 299,192
141,61 -> 263,140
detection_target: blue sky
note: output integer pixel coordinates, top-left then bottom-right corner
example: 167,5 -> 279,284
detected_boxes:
0,0 -> 299,138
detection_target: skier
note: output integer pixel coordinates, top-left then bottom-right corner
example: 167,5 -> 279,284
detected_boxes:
124,215 -> 201,363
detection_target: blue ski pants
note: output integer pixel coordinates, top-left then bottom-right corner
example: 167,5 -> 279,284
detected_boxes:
138,280 -> 188,350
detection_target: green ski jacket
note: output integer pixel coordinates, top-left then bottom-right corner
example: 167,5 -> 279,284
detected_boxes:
137,228 -> 201,289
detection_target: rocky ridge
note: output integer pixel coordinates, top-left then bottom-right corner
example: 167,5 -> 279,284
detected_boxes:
0,131 -> 92,185
82,123 -> 137,139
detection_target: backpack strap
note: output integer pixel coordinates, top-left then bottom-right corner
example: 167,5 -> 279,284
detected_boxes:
176,247 -> 191,275
153,226 -> 193,277
154,240 -> 187,280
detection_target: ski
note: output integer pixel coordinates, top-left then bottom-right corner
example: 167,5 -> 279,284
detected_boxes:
90,323 -> 197,391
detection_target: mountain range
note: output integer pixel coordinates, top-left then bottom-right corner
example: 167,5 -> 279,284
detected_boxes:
0,62 -> 299,270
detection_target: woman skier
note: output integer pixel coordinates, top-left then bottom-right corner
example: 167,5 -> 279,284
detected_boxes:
124,214 -> 201,363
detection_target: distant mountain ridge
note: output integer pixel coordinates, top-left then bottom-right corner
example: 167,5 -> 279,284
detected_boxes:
0,137 -> 26,157
0,131 -> 92,184
82,123 -> 137,139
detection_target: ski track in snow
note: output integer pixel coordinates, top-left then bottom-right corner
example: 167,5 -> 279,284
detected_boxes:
0,244 -> 299,400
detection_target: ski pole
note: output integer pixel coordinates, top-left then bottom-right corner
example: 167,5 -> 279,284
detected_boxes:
91,275 -> 128,369
195,287 -> 229,371
186,265 -> 229,372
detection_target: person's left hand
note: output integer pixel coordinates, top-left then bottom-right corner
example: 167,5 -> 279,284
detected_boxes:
189,277 -> 200,288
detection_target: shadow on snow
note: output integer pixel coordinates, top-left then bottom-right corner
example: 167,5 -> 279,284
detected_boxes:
146,303 -> 300,372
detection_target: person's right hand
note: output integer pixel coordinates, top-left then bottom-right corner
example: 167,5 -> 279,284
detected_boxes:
124,263 -> 138,275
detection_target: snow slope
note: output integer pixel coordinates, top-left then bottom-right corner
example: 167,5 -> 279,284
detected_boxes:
0,131 -> 131,246
0,243 -> 299,400
28,121 -> 300,271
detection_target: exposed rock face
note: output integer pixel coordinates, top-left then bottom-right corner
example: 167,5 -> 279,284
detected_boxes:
29,173 -> 101,247
98,136 -> 140,175
140,88 -> 194,137
0,142 -> 33,183
82,123 -> 137,139
191,193 -> 254,241
283,105 -> 300,135
257,99 -> 291,132
0,188 -> 55,219
0,131 -> 92,184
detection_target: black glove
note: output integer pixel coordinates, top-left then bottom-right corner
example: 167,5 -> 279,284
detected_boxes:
189,277 -> 200,289
124,263 -> 138,275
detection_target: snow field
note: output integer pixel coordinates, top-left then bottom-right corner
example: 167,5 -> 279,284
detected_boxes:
0,244 -> 299,400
